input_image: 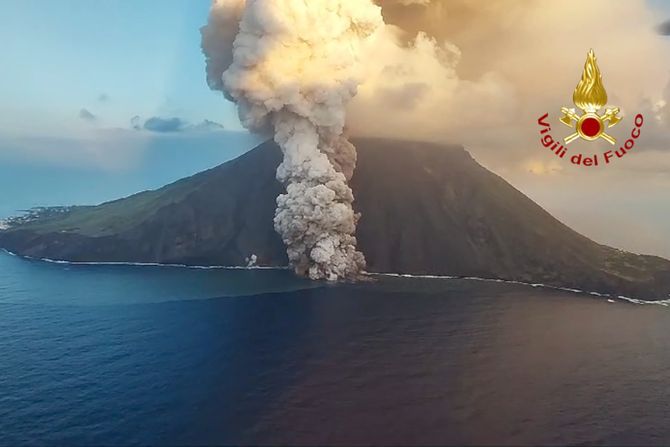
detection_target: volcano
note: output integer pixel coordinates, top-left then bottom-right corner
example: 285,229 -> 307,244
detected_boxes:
2,138 -> 670,300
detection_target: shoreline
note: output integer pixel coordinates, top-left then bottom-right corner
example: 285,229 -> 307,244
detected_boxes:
0,248 -> 286,271
2,248 -> 669,307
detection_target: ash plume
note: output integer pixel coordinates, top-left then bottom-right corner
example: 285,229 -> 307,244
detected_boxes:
201,0 -> 382,280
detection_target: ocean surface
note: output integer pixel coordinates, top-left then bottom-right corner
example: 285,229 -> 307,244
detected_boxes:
2,251 -> 670,445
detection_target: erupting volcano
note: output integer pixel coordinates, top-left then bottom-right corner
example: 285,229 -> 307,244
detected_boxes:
201,0 -> 383,280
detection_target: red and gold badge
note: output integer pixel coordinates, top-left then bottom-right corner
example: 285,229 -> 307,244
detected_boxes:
559,49 -> 622,145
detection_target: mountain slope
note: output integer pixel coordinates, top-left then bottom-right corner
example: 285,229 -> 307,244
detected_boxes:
2,138 -> 670,299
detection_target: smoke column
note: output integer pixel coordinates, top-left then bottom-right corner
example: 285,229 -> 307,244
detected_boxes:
201,0 -> 382,280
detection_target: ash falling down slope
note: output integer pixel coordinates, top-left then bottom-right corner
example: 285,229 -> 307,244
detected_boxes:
2,138 -> 670,300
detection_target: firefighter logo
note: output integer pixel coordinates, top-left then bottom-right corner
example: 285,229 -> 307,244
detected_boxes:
559,49 -> 622,145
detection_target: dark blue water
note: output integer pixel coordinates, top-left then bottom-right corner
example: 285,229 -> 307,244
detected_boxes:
2,251 -> 670,445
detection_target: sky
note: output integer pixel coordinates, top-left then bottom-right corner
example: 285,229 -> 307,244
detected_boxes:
1,0 -> 669,135
0,0 -> 240,136
1,0 -> 670,259
0,0 -> 257,218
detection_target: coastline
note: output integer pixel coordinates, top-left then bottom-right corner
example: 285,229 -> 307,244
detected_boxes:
3,248 -> 668,307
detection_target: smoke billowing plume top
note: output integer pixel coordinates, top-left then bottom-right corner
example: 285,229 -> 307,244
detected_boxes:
201,0 -> 383,280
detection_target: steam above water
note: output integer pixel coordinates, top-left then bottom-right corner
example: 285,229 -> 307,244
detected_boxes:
201,0 -> 382,280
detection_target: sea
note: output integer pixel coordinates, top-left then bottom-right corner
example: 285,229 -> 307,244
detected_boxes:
2,250 -> 670,445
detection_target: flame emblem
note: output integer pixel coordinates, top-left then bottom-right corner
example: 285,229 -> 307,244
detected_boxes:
560,49 -> 622,144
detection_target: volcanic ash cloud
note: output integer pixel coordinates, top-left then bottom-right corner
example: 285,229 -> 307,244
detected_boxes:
201,0 -> 382,280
